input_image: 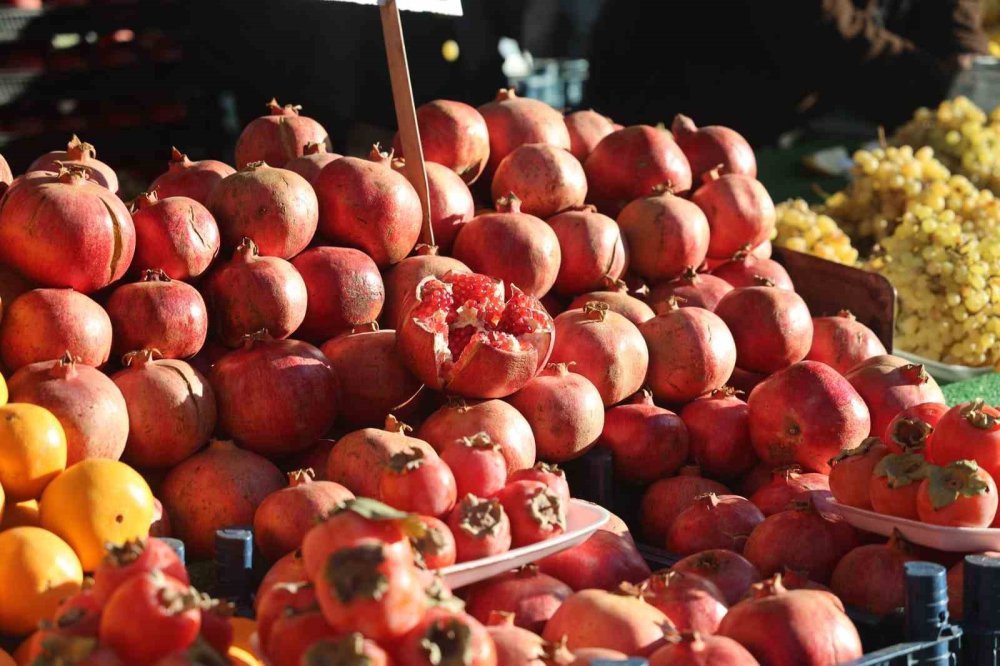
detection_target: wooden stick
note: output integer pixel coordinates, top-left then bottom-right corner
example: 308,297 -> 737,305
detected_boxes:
380,0 -> 435,246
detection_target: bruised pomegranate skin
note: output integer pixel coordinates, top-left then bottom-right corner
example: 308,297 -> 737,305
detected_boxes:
750,467 -> 831,516
681,388 -> 757,480
394,99 -> 490,184
464,565 -> 572,634
28,135 -> 119,192
642,571 -> 729,635
715,286 -> 813,374
639,468 -> 730,545
418,398 -> 536,474
326,418 -> 439,498
666,493 -> 765,554
0,288 -> 112,371
565,110 -> 616,162
672,114 -> 757,182
478,89 -> 571,177
283,142 -> 340,184
130,191 -> 221,280
806,311 -> 887,375
649,268 -> 733,312
541,587 -> 671,656
671,549 -> 762,607
600,396 -> 689,484
291,246 -> 384,343
234,98 -> 329,169
491,143 -> 587,219
711,252 -> 794,291
693,171 -> 775,259
149,147 -> 235,205
845,355 -> 945,438
617,191 -> 710,282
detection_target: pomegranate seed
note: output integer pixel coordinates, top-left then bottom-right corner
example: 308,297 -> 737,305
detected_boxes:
414,279 -> 453,319
447,273 -> 504,325
448,326 -> 477,360
499,292 -> 549,336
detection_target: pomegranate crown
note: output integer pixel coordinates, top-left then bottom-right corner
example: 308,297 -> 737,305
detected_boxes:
66,134 -> 97,160
169,146 -> 192,166
266,97 -> 302,116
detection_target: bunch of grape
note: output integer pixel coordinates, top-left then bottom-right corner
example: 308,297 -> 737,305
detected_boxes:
772,199 -> 859,265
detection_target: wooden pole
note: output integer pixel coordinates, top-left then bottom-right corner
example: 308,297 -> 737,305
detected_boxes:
380,0 -> 435,247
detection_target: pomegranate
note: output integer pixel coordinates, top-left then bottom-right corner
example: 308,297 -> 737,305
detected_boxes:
667,493 -> 765,554
747,361 -> 870,473
110,350 -> 216,469
538,530 -> 651,591
130,191 -> 220,280
283,439 -> 335,480
327,415 -> 438,497
0,168 -> 135,293
693,170 -> 775,259
640,300 -> 737,403
447,493 -> 512,562
453,195 -> 561,298
203,237 -> 308,347
946,551 -> 1000,620
314,145 -> 422,267
382,249 -> 471,329
565,110 -> 615,161
567,289 -> 655,325
717,284 -> 813,373
509,463 -> 571,506
148,146 -> 235,205
672,114 -> 757,182
585,125 -> 693,215
210,333 -> 340,457
617,189 -> 710,282
208,161 -> 318,260
671,550 -> 762,606
870,452 -> 929,519
845,355 -> 945,437
491,143 -> 587,219
464,564 -> 572,633
749,467 -> 831,516
478,89 -> 570,177
806,310 -> 887,375
418,398 -> 536,473
397,271 -> 554,399
640,467 -> 730,545
234,98 -> 329,169
283,142 -> 340,184
486,612 -> 549,666
680,387 -> 756,480
0,263 -> 32,321
0,288 -> 112,371
542,586 -> 672,656
742,500 -> 859,584
778,567 -> 836,595
649,267 -> 733,312
600,390 -> 689,483
497,479 -> 566,546
548,206 -> 628,297
649,632 -> 760,666
885,402 -> 947,455
159,439 -> 285,558
28,135 -> 118,192
736,461 -> 779,497
9,352 -> 129,463
392,158 -> 474,253
828,438 -> 890,509
253,468 -> 355,562
642,571 -> 729,634
291,246 -> 384,342
106,269 -> 208,359
711,251 -> 794,290
394,99 -> 490,183
718,576 -> 862,666
831,530 -> 919,615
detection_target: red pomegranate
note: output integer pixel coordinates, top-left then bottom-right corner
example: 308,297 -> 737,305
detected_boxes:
397,271 -> 554,399
0,168 -> 135,293
208,161 -> 318,260
642,571 -> 729,635
649,632 -> 760,666
130,191 -> 220,280
585,125 -> 693,215
718,576 -> 862,666
715,285 -> 813,374
392,158 -> 474,254
711,252 -> 794,290
478,89 -> 570,177
885,402 -> 947,455
946,551 -> 1000,620
486,612 -> 549,666
742,501 -> 859,583
491,143 -> 587,219
749,466 -> 830,516
649,267 -> 733,312
381,249 -> 471,329
203,237 -> 308,348
394,99 -> 490,184
159,439 -> 286,558
110,350 -> 216,469
464,565 -> 572,633
538,530 -> 651,592
565,110 -> 615,162
747,361 -> 870,473
253,468 -> 355,562
210,333 -> 340,457
314,145 -> 422,267
640,467 -> 730,545
617,189 -> 710,282
106,269 -> 208,359
326,416 -> 438,497
680,387 -> 756,479
148,146 -> 235,205
28,135 -> 119,192
291,247 -> 384,343
507,363 -> 605,463
541,586 -> 671,656
672,114 -> 757,182
667,493 -> 765,554
736,461 -> 780,498
828,438 -> 890,509
806,310 -> 887,375
418,398 -> 536,473
693,170 -> 775,259
282,439 -> 335,481
548,206 -> 628,297
8,352 -> 129,463
671,549 -> 762,606
0,288 -> 112,371
601,390 -> 689,483
283,142 -> 340,184
567,289 -> 655,326
640,301 -> 737,403
845,355 -> 945,437
830,530 -> 919,615
234,98 -> 329,169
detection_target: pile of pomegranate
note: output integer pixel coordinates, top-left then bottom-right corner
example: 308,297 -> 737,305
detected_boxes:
0,92 -> 990,665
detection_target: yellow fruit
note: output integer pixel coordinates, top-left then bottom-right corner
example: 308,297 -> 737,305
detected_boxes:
39,459 -> 154,571
0,373 -> 8,407
0,499 -> 39,531
229,646 -> 264,666
0,403 -> 67,502
0,527 -> 83,635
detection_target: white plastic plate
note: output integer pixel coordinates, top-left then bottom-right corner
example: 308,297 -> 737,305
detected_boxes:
438,499 -> 610,589
893,348 -> 994,384
817,495 -> 1000,552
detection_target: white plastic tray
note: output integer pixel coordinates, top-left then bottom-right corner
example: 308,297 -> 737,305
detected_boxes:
817,495 -> 1000,552
893,348 -> 994,384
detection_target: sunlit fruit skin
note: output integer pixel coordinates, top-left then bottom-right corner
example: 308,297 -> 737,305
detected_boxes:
648,267 -> 734,313
601,396 -> 689,484
693,170 -> 775,259
806,310 -> 887,375
565,110 -> 615,162
290,246 -> 385,343
885,402 -> 948,455
497,480 -> 566,547
410,514 -> 457,569
395,608 -> 498,666
666,493 -> 765,555
616,191 -> 710,283
711,251 -> 794,291
378,447 -> 458,518
300,633 -> 392,666
672,114 -> 757,183
129,190 -> 221,280
639,468 -> 730,546
148,147 -> 235,206
869,452 -> 928,520
927,401 -> 1000,479
91,537 -> 189,605
463,564 -> 572,633
491,143 -> 587,219
439,433 -> 509,499
916,460 -> 999,528
265,608 -> 339,666
641,570 -> 728,635
0,403 -> 66,502
447,494 -> 513,562
844,355 -> 945,438
750,467 -> 830,517
680,387 -> 757,480
548,207 -> 628,297
29,136 -> 119,192
828,438 -> 890,509
284,141 -> 341,184
478,88 -> 570,178
393,99 -> 490,184
392,158 -> 475,254
234,98 -> 329,169
566,290 -> 655,327
714,285 -> 813,374
418,398 -> 536,474
0,526 -> 82,635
